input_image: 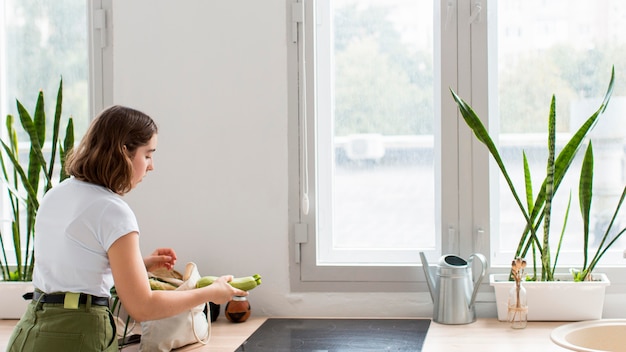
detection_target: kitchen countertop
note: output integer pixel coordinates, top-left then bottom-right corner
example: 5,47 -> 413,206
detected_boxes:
0,317 -> 572,351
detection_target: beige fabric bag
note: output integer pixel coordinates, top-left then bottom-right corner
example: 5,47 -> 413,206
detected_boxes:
139,262 -> 211,352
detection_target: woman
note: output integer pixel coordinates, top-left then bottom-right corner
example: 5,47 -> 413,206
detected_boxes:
6,105 -> 246,351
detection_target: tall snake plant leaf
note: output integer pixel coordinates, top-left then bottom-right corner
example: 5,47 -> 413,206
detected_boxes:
523,152 -> 533,214
16,99 -> 50,187
60,117 -> 74,181
26,94 -> 43,200
540,95 -> 557,281
47,79 -> 63,190
450,88 -> 532,227
25,93 -> 47,276
579,142 -> 594,271
450,88 -> 540,265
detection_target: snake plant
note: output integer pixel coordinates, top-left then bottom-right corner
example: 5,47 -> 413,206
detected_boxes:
450,67 -> 620,281
0,79 -> 74,281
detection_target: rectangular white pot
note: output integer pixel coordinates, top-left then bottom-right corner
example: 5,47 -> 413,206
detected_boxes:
0,281 -> 34,319
490,273 -> 610,321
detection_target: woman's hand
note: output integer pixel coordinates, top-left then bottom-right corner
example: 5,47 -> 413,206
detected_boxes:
144,247 -> 177,272
208,275 -> 249,304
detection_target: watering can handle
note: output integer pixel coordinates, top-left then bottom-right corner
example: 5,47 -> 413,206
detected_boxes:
468,253 -> 488,308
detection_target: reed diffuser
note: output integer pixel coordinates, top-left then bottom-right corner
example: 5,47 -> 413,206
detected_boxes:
508,257 -> 528,328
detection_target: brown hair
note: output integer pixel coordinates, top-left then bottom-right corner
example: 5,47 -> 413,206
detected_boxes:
65,105 -> 158,194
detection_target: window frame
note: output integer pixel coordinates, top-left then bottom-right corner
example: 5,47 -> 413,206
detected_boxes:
289,0 -> 485,292
89,0 -> 114,115
289,0 -> 626,292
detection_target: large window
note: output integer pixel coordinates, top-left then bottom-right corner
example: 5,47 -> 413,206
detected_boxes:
291,0 -> 626,288
0,0 -> 110,265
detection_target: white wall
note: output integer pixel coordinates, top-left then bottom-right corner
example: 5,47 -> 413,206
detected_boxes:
110,1 -> 626,319
113,0 -> 290,314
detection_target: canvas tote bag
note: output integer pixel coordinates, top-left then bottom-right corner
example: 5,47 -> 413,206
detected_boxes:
139,262 -> 211,351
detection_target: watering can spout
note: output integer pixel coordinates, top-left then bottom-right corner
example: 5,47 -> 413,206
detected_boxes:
419,252 -> 436,303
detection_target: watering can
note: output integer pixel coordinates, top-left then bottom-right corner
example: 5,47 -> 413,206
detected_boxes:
419,252 -> 487,324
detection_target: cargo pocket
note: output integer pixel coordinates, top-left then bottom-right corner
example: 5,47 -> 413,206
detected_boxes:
33,331 -> 84,351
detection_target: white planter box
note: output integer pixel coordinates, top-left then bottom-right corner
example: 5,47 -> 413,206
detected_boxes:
490,273 -> 610,321
0,281 -> 33,319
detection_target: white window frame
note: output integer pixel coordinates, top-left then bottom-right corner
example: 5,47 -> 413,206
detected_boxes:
89,0 -> 114,115
288,0 -> 487,291
289,0 -> 626,292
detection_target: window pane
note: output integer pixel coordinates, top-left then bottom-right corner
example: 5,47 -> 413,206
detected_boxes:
494,0 -> 626,266
1,0 -> 89,136
316,0 -> 437,265
1,0 -> 89,263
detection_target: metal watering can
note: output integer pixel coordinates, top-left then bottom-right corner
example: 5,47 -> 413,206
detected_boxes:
419,252 -> 487,324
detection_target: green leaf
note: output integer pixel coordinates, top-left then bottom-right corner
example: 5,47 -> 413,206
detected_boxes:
0,140 -> 39,209
450,88 -> 532,227
523,152 -> 533,214
60,117 -> 74,181
579,143 -> 594,269
552,191 -> 571,274
541,95 -> 557,281
16,100 -> 50,187
47,78 -> 63,191
451,87 -> 540,272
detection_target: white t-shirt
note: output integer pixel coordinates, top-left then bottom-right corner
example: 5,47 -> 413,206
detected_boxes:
33,178 -> 139,298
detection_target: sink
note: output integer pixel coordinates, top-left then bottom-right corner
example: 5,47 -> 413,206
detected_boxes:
551,319 -> 626,352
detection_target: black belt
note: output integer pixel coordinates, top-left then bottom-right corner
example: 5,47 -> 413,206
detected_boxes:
25,291 -> 109,307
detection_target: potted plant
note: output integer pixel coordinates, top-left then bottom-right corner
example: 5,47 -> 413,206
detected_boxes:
0,79 -> 74,318
450,67 -> 624,321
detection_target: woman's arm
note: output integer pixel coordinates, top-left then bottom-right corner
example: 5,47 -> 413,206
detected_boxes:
108,232 -> 247,322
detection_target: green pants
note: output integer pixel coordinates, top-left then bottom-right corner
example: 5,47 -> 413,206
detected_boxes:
5,297 -> 118,352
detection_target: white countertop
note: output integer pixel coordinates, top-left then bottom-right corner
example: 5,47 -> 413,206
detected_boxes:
1,317 -> 573,351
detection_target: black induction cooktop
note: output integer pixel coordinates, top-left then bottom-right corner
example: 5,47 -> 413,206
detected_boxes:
235,318 -> 430,351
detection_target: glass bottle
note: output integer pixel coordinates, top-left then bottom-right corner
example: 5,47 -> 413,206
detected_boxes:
507,281 -> 528,329
225,296 -> 251,323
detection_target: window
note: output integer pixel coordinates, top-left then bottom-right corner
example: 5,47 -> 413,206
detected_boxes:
0,0 -> 110,264
290,0 -> 626,290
